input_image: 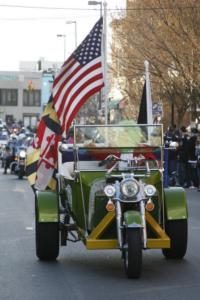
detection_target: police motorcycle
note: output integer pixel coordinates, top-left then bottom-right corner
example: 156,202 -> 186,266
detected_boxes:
9,145 -> 26,178
35,124 -> 188,279
14,145 -> 27,179
9,133 -> 27,179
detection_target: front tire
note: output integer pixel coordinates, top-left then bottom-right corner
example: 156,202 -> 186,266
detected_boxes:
124,229 -> 142,279
10,162 -> 16,174
18,168 -> 24,179
35,209 -> 59,260
162,219 -> 187,259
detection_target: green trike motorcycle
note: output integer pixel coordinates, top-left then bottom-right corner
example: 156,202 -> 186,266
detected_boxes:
35,124 -> 188,278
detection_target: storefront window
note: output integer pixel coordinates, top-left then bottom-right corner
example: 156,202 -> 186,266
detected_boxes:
23,89 -> 41,106
0,89 -> 18,106
23,114 -> 39,129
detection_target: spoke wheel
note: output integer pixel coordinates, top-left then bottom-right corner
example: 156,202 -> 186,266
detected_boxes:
124,229 -> 142,279
35,208 -> 59,261
162,219 -> 187,259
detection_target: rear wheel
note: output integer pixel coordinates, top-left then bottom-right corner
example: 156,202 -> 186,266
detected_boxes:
35,208 -> 59,260
162,219 -> 187,259
124,229 -> 142,279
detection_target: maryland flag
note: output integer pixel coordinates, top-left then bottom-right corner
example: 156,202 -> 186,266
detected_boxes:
26,97 -> 61,191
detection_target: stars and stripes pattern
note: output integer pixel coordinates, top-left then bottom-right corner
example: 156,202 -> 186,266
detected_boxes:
53,17 -> 104,135
27,17 -> 104,191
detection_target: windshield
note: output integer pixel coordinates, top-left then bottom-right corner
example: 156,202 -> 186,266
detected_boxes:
74,125 -> 163,148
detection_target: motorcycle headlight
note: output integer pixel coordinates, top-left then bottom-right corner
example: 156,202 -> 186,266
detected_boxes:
144,185 -> 156,197
20,151 -> 26,158
121,179 -> 139,198
104,185 -> 116,197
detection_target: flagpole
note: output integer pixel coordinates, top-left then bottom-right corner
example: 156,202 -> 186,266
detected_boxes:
103,1 -> 108,125
144,60 -> 153,124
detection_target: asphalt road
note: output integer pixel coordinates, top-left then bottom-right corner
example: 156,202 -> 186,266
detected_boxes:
0,170 -> 200,300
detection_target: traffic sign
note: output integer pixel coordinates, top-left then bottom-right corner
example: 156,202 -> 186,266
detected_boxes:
152,102 -> 163,117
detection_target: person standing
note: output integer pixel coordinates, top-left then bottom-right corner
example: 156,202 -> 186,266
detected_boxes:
165,126 -> 180,186
188,128 -> 198,188
177,126 -> 190,187
3,145 -> 11,174
195,134 -> 200,191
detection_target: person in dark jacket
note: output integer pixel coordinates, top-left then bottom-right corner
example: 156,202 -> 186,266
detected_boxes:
187,128 -> 198,188
177,126 -> 190,187
165,126 -> 180,185
195,134 -> 200,191
3,145 -> 11,174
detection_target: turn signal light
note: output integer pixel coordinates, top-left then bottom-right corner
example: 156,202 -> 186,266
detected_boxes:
145,199 -> 155,212
106,199 -> 115,212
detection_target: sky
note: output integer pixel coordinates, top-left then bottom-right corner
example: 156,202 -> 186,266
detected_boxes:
0,0 -> 125,71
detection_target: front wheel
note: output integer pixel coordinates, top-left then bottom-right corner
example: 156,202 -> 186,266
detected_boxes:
35,220 -> 59,260
162,219 -> 187,259
124,229 -> 142,279
18,168 -> 24,179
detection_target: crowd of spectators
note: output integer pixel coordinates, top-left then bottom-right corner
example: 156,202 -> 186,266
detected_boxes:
164,125 -> 200,191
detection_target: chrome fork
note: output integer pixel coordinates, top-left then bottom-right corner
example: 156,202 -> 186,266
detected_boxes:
114,182 -> 123,249
115,200 -> 123,249
140,200 -> 147,248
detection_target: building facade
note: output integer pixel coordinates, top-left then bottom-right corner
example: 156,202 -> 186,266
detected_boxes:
0,71 -> 53,128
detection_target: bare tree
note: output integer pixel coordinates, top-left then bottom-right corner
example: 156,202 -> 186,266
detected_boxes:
110,0 -> 200,126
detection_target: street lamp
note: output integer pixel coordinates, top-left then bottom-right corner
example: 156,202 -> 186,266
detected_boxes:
88,1 -> 102,17
88,1 -> 107,123
88,1 -> 103,113
66,21 -> 77,49
56,34 -> 66,62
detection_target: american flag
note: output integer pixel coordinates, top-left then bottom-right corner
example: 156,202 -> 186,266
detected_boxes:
53,17 -> 104,135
